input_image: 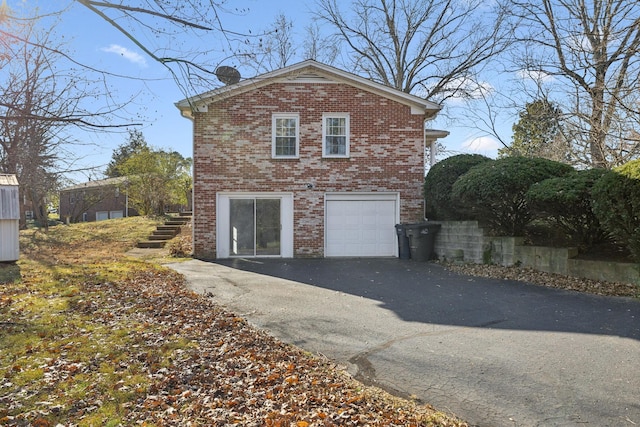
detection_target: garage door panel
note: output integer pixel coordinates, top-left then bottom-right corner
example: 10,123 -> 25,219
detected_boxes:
325,197 -> 398,257
362,215 -> 377,226
343,229 -> 361,240
377,203 -> 395,218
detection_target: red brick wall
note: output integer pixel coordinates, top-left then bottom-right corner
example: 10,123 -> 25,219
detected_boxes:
192,82 -> 427,258
59,185 -> 137,223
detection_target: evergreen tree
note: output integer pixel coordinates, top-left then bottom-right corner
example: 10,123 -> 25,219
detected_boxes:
500,99 -> 567,162
105,129 -> 148,177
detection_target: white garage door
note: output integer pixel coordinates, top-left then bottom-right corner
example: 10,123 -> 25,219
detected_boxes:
96,211 -> 109,221
325,193 -> 398,257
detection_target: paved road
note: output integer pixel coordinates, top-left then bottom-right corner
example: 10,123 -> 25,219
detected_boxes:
167,258 -> 640,427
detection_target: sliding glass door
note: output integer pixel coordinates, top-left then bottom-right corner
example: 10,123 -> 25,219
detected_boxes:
229,198 -> 281,256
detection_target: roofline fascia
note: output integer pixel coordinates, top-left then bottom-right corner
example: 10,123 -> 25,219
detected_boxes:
175,60 -> 443,119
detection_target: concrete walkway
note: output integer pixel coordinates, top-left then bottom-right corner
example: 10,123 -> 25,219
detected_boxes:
167,258 -> 640,427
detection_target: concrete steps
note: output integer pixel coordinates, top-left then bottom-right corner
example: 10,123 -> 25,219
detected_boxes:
136,240 -> 167,249
136,213 -> 192,249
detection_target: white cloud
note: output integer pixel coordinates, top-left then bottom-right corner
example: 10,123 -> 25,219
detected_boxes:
440,77 -> 495,106
101,44 -> 147,67
515,68 -> 554,83
462,135 -> 502,153
416,77 -> 495,105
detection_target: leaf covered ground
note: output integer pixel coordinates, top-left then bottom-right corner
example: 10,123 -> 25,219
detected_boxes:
1,218 -> 467,426
442,262 -> 640,298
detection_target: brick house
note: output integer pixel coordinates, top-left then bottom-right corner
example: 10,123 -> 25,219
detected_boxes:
59,177 -> 137,223
176,60 -> 447,259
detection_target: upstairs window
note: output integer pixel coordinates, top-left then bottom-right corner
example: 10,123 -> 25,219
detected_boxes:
272,113 -> 299,158
323,113 -> 350,158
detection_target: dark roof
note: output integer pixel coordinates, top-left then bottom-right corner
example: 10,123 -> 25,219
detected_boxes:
61,176 -> 128,192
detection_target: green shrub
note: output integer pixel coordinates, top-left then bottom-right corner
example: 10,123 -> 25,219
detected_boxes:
592,160 -> 640,262
451,156 -> 574,235
526,168 -> 608,248
424,154 -> 492,220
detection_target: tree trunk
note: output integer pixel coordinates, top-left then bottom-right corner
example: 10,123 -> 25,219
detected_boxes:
589,71 -> 607,169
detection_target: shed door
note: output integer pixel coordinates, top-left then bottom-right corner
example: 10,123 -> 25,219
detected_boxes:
325,193 -> 398,257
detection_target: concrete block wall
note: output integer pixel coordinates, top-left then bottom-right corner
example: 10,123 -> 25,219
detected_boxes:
490,237 -> 521,266
432,221 -> 639,285
567,259 -> 639,284
432,221 -> 494,264
513,245 -> 579,275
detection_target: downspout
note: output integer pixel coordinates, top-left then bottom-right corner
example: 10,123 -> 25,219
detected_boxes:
423,128 -> 450,221
177,101 -> 196,256
429,139 -> 437,167
423,122 -> 428,221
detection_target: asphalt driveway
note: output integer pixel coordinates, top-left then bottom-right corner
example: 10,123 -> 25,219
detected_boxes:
167,258 -> 640,427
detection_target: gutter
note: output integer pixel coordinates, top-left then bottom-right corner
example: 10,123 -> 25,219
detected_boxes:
423,127 -> 450,221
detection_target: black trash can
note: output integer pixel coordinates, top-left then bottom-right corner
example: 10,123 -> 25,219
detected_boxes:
395,224 -> 411,260
405,223 -> 441,261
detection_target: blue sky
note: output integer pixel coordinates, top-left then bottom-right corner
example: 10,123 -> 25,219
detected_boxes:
7,0 -> 506,183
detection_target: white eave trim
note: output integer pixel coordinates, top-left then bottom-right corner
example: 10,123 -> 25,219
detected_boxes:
425,129 -> 450,140
176,60 -> 442,119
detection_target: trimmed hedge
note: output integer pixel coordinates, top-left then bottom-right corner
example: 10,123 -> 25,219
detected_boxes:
451,156 -> 574,235
526,168 -> 608,247
424,154 -> 492,220
592,159 -> 640,261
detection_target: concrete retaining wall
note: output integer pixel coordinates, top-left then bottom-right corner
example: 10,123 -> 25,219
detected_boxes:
432,221 -> 639,285
432,221 -> 494,264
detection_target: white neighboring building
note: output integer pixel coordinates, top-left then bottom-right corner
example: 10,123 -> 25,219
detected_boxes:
0,174 -> 19,262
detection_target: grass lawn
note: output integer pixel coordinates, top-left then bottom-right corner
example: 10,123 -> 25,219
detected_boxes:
1,217 -> 467,426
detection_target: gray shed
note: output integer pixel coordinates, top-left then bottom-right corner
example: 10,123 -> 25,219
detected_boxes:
0,174 -> 20,262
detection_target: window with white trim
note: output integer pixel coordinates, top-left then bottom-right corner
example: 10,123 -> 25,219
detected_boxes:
272,113 -> 299,158
323,113 -> 350,157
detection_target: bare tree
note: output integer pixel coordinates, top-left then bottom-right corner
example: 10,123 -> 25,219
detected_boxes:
237,13 -> 341,74
267,14 -> 296,70
314,0 -> 514,101
0,19 -> 126,228
0,1 -> 261,96
302,21 -> 339,65
238,13 -> 296,74
72,0 -> 263,94
509,0 -> 640,168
